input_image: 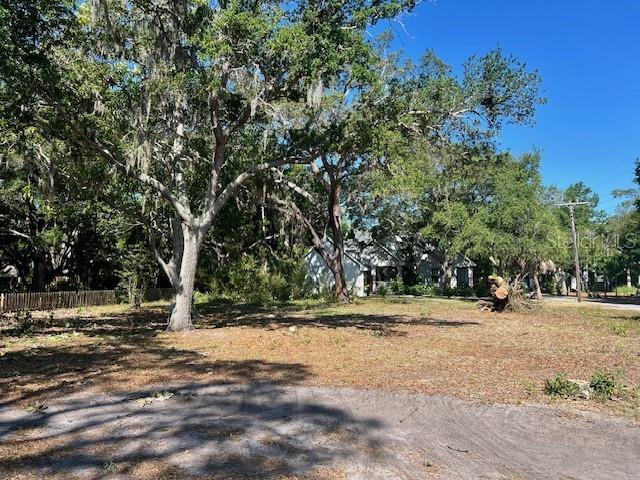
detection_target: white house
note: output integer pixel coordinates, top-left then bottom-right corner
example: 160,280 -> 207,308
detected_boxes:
304,241 -> 368,297
415,251 -> 476,289
304,235 -> 475,297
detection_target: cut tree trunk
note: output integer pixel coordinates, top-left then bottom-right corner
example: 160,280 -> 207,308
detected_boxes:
167,226 -> 200,332
478,274 -> 530,312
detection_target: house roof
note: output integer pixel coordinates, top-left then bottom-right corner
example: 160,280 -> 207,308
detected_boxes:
306,234 -> 477,270
303,239 -> 368,269
419,251 -> 476,268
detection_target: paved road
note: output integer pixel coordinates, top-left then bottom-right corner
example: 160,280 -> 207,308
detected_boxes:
544,295 -> 640,312
1,383 -> 638,479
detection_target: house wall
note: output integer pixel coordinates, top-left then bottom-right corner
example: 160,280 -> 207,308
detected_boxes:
304,250 -> 366,297
416,256 -> 474,289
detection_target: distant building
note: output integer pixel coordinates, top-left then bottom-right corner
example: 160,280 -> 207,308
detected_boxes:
304,234 -> 475,297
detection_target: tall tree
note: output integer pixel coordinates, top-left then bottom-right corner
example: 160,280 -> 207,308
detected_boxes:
1,0 -> 416,329
463,152 -> 563,299
286,47 -> 545,300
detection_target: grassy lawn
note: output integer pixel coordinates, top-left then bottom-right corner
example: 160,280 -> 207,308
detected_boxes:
1,297 -> 639,419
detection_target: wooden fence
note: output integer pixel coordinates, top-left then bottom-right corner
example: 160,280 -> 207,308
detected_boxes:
0,288 -> 175,313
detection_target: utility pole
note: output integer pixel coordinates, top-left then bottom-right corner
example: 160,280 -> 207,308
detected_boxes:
556,201 -> 589,302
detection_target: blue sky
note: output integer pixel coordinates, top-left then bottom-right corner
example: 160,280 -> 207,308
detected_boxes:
387,0 -> 640,213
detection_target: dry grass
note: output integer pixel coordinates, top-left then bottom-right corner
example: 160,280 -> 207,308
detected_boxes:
1,297 -> 639,419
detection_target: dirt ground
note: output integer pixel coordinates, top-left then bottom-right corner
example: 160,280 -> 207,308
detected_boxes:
1,382 -> 639,480
1,297 -> 639,478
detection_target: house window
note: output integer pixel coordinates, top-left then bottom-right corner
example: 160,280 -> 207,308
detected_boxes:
430,268 -> 439,284
376,266 -> 398,282
456,268 -> 469,288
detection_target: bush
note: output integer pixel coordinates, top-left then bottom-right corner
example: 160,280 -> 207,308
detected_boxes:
473,283 -> 490,297
615,286 -> 637,297
215,253 -> 311,305
441,286 -> 455,297
14,310 -> 36,335
543,275 -> 558,295
589,370 -> 620,400
377,284 -> 389,297
227,256 -> 272,304
544,372 -> 580,397
117,246 -> 157,307
193,290 -> 233,306
455,286 -> 474,297
409,284 -> 440,297
389,279 -> 405,294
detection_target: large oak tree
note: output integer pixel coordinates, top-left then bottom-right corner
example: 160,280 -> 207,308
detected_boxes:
1,0 -> 416,329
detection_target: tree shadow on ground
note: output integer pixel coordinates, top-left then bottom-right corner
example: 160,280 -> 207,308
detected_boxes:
611,314 -> 640,323
0,304 -> 169,338
0,328 -> 308,407
1,322 -> 384,478
0,380 -> 383,479
0,300 -> 480,341
200,309 -> 480,333
195,299 -> 480,333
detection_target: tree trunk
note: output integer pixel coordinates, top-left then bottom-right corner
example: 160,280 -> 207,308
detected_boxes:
440,253 -> 452,290
626,268 -> 632,288
31,252 -> 48,291
557,270 -> 568,296
533,272 -> 543,301
331,257 -> 350,302
167,226 -> 200,331
327,180 -> 350,303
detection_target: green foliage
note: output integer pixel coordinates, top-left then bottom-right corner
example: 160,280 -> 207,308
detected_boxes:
408,284 -> 441,297
589,370 -> 620,400
544,372 -> 580,398
615,286 -> 637,296
387,281 -> 473,298
14,310 -> 35,336
116,245 -> 157,307
1,0 -> 553,323
455,286 -> 474,298
389,279 -> 404,294
210,253 -> 311,305
610,323 -> 629,337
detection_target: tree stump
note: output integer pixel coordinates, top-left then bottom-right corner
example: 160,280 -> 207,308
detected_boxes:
477,274 -> 528,312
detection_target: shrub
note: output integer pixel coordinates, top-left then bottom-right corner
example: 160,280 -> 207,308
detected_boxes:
116,246 -> 157,307
544,372 -> 579,397
218,253 -> 312,305
615,286 -> 637,297
441,286 -> 455,297
227,256 -> 273,303
543,275 -> 558,295
14,310 -> 36,335
473,283 -> 490,297
389,279 -> 405,294
377,284 -> 389,297
411,284 -> 440,297
455,286 -> 474,297
589,370 -> 620,400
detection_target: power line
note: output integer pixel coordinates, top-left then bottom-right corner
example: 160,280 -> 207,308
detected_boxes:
590,167 -> 635,190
